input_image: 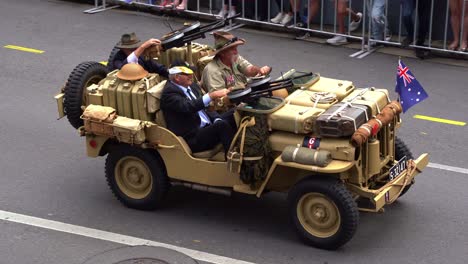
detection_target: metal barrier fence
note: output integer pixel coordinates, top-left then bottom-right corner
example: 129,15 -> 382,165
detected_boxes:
90,0 -> 468,58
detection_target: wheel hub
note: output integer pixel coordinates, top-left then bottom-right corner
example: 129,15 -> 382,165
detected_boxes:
115,157 -> 153,199
297,192 -> 341,238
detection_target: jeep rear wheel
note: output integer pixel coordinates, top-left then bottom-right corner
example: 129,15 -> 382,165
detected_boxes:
64,61 -> 108,129
105,144 -> 169,210
395,137 -> 414,197
288,178 -> 359,250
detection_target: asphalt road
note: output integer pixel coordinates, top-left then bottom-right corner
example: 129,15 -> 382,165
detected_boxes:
1,0 -> 467,263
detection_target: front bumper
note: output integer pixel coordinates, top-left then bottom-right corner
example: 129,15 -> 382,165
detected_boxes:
347,153 -> 429,212
54,92 -> 65,119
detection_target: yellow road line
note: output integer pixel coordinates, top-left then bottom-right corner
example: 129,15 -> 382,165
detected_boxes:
100,61 -> 108,66
413,115 -> 466,126
4,45 -> 44,54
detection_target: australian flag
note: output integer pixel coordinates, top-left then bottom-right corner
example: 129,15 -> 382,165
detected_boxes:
396,60 -> 428,112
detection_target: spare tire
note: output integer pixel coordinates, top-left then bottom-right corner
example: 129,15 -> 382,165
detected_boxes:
106,46 -> 120,72
64,61 -> 108,129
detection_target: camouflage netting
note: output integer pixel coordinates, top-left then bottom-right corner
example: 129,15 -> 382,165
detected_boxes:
231,97 -> 282,187
238,111 -> 274,187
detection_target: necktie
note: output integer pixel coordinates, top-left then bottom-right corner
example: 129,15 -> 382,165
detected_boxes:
186,88 -> 197,100
186,87 -> 211,127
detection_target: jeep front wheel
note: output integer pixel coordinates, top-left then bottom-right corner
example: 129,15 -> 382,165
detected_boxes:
288,178 -> 359,250
105,144 -> 169,210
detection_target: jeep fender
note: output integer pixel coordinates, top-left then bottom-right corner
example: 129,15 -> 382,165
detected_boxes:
256,156 -> 354,197
85,134 -> 111,157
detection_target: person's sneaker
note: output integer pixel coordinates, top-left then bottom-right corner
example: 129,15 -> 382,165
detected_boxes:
385,31 -> 392,42
271,12 -> 284,24
401,38 -> 413,47
295,31 -> 310,40
327,35 -> 348,45
280,13 -> 293,25
349,12 -> 362,32
364,41 -> 378,49
415,48 -> 430,59
228,9 -> 236,18
216,9 -> 226,18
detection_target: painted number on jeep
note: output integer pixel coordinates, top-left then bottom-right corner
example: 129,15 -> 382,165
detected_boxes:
389,156 -> 407,181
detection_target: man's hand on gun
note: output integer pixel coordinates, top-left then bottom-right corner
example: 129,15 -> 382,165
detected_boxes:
258,66 -> 272,76
209,88 -> 232,100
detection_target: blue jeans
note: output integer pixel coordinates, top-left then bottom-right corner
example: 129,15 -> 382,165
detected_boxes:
401,0 -> 415,41
366,0 -> 388,40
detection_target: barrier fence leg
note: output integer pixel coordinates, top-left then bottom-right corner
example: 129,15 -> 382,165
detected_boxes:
350,0 -> 369,58
84,0 -> 121,14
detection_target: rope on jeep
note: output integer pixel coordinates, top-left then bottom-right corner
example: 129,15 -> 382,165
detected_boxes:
386,159 -> 417,204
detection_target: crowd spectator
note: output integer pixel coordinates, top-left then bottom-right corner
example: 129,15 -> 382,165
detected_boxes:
449,0 -> 468,51
326,0 -> 362,45
270,0 -> 293,25
217,0 -> 237,18
366,0 -> 391,47
401,0 -> 415,46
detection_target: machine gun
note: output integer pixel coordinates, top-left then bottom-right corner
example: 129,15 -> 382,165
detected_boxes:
143,14 -> 241,64
228,72 -> 316,105
160,13 -> 242,50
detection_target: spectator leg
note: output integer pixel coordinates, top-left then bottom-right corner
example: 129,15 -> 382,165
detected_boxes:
448,0 -> 461,50
370,0 -> 386,40
401,0 -> 415,41
462,2 -> 468,50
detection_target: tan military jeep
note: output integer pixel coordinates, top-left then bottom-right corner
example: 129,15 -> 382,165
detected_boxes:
54,41 -> 428,250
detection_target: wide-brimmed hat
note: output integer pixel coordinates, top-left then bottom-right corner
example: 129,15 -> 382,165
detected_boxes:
116,63 -> 148,81
213,31 -> 245,55
116,32 -> 142,49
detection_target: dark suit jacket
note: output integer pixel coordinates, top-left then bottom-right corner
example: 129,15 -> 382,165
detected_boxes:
161,81 -> 220,139
113,50 -> 169,78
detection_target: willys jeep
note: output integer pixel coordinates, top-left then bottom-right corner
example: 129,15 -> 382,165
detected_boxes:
54,20 -> 429,250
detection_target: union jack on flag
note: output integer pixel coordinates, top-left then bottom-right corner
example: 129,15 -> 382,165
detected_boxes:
395,60 -> 428,112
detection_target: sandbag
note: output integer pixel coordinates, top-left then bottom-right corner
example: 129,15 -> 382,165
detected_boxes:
81,104 -> 117,137
112,116 -> 146,145
82,104 -> 116,123
281,146 -> 332,167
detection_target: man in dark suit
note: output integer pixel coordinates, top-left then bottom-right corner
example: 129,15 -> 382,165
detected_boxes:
113,32 -> 169,78
160,65 -> 235,154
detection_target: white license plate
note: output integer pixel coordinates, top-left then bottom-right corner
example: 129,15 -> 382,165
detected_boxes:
389,156 -> 407,181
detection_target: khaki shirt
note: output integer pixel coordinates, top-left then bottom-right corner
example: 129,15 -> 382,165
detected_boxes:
202,55 -> 253,92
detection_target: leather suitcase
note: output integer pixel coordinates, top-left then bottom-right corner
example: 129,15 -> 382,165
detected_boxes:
285,89 -> 338,110
342,88 -> 390,116
316,102 -> 371,137
307,77 -> 355,100
268,104 -> 324,134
